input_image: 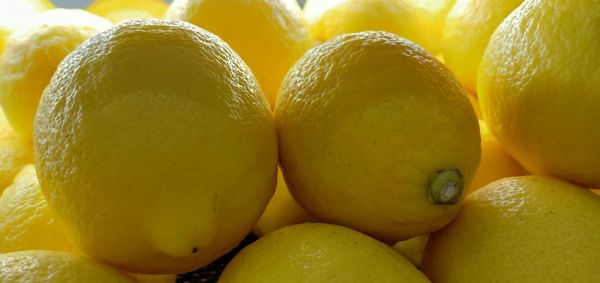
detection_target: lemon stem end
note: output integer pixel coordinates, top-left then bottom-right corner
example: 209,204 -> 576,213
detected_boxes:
428,168 -> 464,205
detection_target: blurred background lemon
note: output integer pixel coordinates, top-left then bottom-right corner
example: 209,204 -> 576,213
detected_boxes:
166,0 -> 312,107
87,0 -> 168,23
303,0 -> 453,54
442,0 -> 524,94
0,9 -> 112,142
0,0 -> 54,56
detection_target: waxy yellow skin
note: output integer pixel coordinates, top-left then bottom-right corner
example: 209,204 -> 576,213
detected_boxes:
220,223 -> 430,283
0,250 -> 137,283
478,0 -> 600,187
166,0 -> 312,107
34,20 -> 278,274
423,176 -> 600,282
276,31 -> 480,242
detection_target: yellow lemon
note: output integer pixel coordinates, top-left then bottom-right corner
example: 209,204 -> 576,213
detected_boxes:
165,0 -> 311,107
0,9 -> 112,142
303,0 -> 453,54
253,169 -> 315,237
88,0 -> 168,23
0,165 -> 77,253
478,0 -> 600,187
0,250 -> 138,283
0,165 -> 176,283
275,31 -> 480,242
0,0 -> 54,55
0,108 -> 32,194
34,20 -> 278,274
422,176 -> 600,282
404,0 -> 457,53
442,0 -> 523,93
219,223 -> 430,283
469,121 -> 526,192
392,235 -> 429,267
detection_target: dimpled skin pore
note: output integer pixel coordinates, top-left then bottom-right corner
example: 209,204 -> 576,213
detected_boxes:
34,20 -> 278,274
219,223 -> 431,283
478,0 -> 600,187
275,31 -> 480,242
423,176 -> 600,282
0,250 -> 137,283
166,0 -> 312,107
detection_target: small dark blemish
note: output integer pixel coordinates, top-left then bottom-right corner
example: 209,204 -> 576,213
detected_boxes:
192,247 -> 199,253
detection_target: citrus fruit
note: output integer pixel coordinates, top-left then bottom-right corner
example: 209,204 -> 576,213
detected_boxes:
0,0 -> 54,55
404,0 -> 457,53
0,9 -> 112,142
34,19 -> 278,274
0,250 -> 137,283
0,108 -> 32,194
442,0 -> 523,93
469,120 -> 525,192
303,0 -> 451,54
392,235 -> 429,267
422,176 -> 600,282
165,0 -> 311,106
0,165 -> 179,283
0,165 -> 77,254
478,0 -> 600,187
253,169 -> 315,237
275,31 -> 480,242
219,223 -> 430,283
88,0 -> 168,23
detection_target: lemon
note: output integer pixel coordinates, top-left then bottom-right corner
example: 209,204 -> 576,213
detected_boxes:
0,250 -> 138,283
0,108 -> 32,194
34,19 -> 278,274
253,169 -> 315,237
0,0 -> 54,55
303,0 -> 453,54
219,223 -> 430,283
469,121 -> 525,192
88,0 -> 168,23
404,0 -> 457,53
423,176 -> 600,282
0,9 -> 112,142
275,31 -> 480,242
392,235 -> 429,267
165,0 -> 311,107
442,0 -> 523,93
0,165 -> 77,253
0,165 -> 177,283
478,0 -> 600,187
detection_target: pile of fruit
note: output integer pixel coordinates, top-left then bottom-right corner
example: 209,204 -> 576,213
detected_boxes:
0,0 -> 598,282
